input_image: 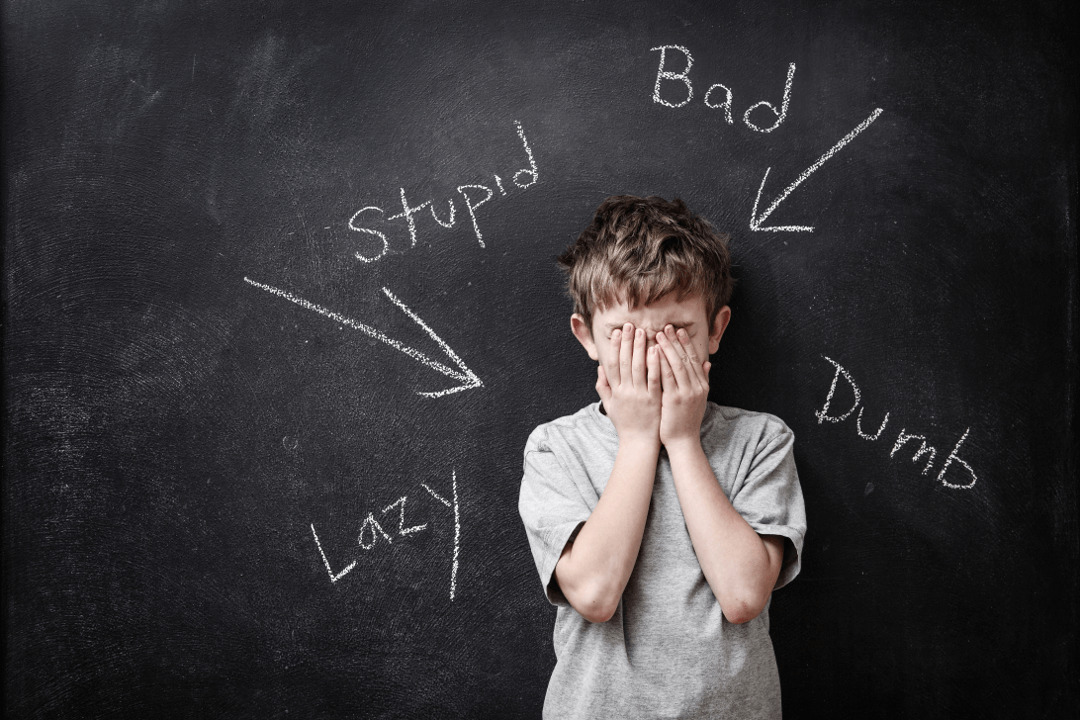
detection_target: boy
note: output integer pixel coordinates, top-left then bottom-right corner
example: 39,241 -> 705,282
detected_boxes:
518,195 -> 806,718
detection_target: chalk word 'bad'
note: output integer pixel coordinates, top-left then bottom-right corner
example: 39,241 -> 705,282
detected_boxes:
348,121 -> 538,263
815,356 -> 978,490
650,44 -> 795,134
310,470 -> 462,600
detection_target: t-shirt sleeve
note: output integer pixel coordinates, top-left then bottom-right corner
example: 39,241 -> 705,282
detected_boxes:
518,430 -> 592,606
731,426 -> 807,590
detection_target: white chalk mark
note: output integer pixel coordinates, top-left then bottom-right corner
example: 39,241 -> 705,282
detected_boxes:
379,288 -> 483,398
382,496 -> 427,536
311,523 -> 357,583
703,82 -> 734,124
456,184 -> 493,246
750,107 -> 884,232
422,470 -> 460,601
243,277 -> 483,398
513,120 -> 539,188
890,430 -> 937,475
937,428 -> 977,489
387,188 -> 432,248
855,407 -> 890,441
494,174 -> 507,196
650,45 -> 694,108
421,483 -> 451,508
349,206 -> 389,263
429,198 -> 456,228
359,512 -> 393,550
743,63 -> 795,133
815,355 -> 860,423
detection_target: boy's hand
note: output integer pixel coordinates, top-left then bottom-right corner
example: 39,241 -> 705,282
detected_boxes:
656,324 -> 711,449
596,323 -> 662,443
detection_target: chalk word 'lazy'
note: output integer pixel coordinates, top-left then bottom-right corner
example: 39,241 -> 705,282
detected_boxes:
650,44 -> 795,134
348,121 -> 538,263
310,470 -> 462,600
815,356 -> 978,490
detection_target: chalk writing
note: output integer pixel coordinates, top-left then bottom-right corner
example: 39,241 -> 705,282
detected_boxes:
243,277 -> 482,398
309,470 -> 462,600
815,356 -> 978,490
348,120 -> 538,262
750,108 -> 883,232
650,44 -> 795,133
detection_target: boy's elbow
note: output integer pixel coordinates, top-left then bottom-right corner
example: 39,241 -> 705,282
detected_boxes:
721,601 -> 759,625
720,589 -> 770,625
567,581 -> 621,623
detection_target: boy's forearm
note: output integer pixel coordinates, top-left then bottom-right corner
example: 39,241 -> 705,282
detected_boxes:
555,436 -> 660,622
665,439 -> 781,624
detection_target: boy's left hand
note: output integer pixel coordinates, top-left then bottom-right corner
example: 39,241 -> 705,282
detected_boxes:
655,324 -> 711,448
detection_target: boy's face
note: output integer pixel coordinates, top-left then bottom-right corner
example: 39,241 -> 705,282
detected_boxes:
570,292 -> 731,368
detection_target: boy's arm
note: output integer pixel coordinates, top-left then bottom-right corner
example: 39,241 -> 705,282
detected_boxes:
553,439 -> 660,622
554,324 -> 662,623
666,443 -> 786,624
656,326 -> 785,625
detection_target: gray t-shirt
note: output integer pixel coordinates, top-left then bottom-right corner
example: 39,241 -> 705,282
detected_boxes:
519,401 -> 806,719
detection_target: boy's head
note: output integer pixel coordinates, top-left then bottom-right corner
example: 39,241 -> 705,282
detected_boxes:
558,195 -> 734,362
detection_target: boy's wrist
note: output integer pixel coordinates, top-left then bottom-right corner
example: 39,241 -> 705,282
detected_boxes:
617,431 -> 662,456
663,436 -> 705,461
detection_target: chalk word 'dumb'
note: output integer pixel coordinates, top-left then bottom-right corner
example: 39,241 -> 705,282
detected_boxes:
651,44 -> 795,134
310,471 -> 462,600
348,121 -> 538,263
815,357 -> 977,490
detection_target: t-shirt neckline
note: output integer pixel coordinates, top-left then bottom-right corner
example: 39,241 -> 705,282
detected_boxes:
588,400 -> 720,441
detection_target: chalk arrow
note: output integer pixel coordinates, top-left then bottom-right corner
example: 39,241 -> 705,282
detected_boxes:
750,108 -> 884,232
244,277 -> 483,398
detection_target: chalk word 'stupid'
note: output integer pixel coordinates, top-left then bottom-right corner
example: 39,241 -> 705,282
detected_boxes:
310,470 -> 462,600
815,356 -> 978,490
650,44 -> 795,134
348,121 -> 539,263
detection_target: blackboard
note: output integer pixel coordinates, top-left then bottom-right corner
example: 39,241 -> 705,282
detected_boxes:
4,1 -> 1077,717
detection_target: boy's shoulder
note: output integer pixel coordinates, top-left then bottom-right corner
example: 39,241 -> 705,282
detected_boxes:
707,403 -> 794,439
524,402 -> 607,453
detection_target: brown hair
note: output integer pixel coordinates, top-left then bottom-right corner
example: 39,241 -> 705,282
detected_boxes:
557,195 -> 734,330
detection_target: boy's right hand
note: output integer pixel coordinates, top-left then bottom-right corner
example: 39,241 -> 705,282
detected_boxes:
596,323 -> 662,443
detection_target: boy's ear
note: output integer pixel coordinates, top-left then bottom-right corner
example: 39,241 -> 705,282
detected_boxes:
570,314 -> 599,361
708,306 -> 732,354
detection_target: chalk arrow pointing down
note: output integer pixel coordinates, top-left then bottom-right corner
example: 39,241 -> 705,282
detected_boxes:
750,108 -> 884,232
244,277 -> 483,398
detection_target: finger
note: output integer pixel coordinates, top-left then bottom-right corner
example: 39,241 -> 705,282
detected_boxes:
631,328 -> 647,388
596,364 -> 613,403
605,328 -> 623,386
646,344 -> 661,395
619,322 -> 634,386
677,328 -> 707,390
657,325 -> 690,389
658,343 -> 676,391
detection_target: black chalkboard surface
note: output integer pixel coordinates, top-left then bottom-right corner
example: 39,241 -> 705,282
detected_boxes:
4,1 -> 1077,718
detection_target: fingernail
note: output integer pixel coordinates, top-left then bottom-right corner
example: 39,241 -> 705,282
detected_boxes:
624,322 -> 633,333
